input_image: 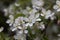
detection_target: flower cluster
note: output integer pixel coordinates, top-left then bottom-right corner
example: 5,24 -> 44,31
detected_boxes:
4,0 -> 59,40
53,0 -> 60,12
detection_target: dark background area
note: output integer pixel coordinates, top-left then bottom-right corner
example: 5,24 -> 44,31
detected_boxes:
0,0 -> 16,37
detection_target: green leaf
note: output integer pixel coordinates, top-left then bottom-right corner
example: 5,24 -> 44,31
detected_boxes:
18,0 -> 31,9
14,13 -> 25,19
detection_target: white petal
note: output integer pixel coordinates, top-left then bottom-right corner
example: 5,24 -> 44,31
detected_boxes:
50,17 -> 55,20
29,23 -> 33,27
53,5 -> 59,10
40,13 -> 44,16
42,8 -> 46,14
58,34 -> 60,37
36,18 -> 41,21
46,10 -> 51,15
24,18 -> 29,22
23,24 -> 28,29
35,13 -> 40,18
32,18 -> 36,23
3,8 -> 8,16
13,23 -> 17,27
9,23 -> 13,26
24,30 -> 28,34
57,8 -> 60,12
17,26 -> 22,29
0,27 -> 4,32
45,15 -> 49,19
32,9 -> 37,13
12,28 -> 17,31
15,3 -> 20,6
19,30 -> 23,34
40,24 -> 45,30
25,23 -> 29,27
6,20 -> 10,23
56,0 -> 60,6
3,8 -> 7,12
9,15 -> 14,19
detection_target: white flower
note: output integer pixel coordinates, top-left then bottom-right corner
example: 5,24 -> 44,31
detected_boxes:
9,16 -> 28,34
41,8 -> 55,20
4,2 -> 21,16
15,3 -> 20,6
32,0 -> 44,9
56,0 -> 60,6
11,23 -> 28,34
14,17 -> 25,26
3,3 -> 20,16
0,27 -> 4,32
53,0 -> 60,12
10,17 -> 24,30
11,23 -> 28,33
53,5 -> 59,10
38,22 -> 45,30
21,8 -> 37,17
8,4 -> 15,15
17,24 -> 28,34
11,26 -> 21,31
29,9 -> 37,14
3,8 -> 8,16
24,13 -> 41,27
6,15 -> 14,26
